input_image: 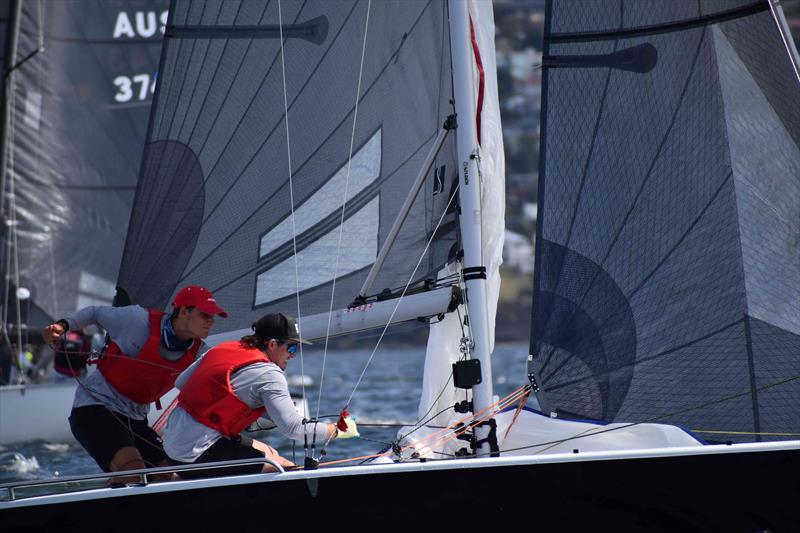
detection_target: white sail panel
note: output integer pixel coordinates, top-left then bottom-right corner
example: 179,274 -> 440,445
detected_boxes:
255,198 -> 379,306
258,129 -> 381,259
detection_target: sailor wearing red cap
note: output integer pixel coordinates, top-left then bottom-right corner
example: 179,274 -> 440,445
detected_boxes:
42,285 -> 227,480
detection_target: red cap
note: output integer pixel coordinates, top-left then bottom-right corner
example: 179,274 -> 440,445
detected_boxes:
172,285 -> 227,318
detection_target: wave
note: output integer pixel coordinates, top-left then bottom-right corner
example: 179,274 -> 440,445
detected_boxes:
0,452 -> 40,474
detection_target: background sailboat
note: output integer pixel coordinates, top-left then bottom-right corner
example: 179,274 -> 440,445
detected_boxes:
0,0 -> 168,445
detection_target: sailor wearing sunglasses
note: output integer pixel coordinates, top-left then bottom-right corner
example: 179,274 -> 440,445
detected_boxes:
162,312 -> 358,478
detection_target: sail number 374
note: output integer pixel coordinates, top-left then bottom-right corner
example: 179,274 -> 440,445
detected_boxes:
113,74 -> 157,103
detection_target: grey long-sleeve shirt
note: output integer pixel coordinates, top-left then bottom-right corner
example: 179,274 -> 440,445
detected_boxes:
66,305 -> 208,420
163,349 -> 329,462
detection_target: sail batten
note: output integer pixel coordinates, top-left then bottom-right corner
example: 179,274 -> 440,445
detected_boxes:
546,1 -> 768,43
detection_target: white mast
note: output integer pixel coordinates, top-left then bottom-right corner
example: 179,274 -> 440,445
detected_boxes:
448,0 -> 495,455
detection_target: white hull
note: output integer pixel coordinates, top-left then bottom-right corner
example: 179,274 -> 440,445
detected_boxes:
0,382 -> 77,446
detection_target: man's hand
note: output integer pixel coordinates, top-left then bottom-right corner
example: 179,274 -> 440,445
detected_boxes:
42,321 -> 66,345
335,417 -> 359,439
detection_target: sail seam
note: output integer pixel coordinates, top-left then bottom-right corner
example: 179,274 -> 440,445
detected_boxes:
179,130 -> 434,296
709,25 -> 762,436
195,0 -> 344,221
539,26 -> 707,382
125,1 -> 228,298
154,3 -> 434,300
543,318 -> 745,391
743,315 -> 762,440
536,36 -> 619,377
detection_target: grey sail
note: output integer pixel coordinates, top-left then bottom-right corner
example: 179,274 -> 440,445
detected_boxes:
0,0 -> 168,328
530,0 -> 800,443
118,0 -> 459,334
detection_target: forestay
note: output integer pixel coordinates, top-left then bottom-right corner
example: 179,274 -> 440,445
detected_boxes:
530,0 -> 800,443
0,0 -> 167,326
118,0 -> 461,335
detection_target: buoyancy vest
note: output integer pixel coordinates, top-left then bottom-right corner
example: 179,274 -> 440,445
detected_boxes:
177,341 -> 269,437
98,309 -> 201,404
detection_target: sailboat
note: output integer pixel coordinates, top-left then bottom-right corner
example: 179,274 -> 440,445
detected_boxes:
1,0 -> 798,530
0,0 -> 168,445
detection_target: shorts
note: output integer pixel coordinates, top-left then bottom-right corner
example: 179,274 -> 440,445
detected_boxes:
69,405 -> 167,472
170,434 -> 263,480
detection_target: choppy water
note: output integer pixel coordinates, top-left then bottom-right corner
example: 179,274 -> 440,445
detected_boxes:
0,343 -> 531,484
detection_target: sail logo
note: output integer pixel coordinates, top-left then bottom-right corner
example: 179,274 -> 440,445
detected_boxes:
254,130 -> 382,307
113,11 -> 169,39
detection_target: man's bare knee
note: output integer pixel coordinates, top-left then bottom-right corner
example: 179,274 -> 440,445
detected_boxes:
110,446 -> 146,472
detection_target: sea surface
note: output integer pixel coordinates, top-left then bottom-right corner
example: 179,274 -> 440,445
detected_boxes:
0,342 -> 531,485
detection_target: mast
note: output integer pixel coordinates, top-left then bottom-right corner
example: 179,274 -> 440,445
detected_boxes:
0,0 -> 22,364
448,0 -> 495,455
0,0 -> 20,331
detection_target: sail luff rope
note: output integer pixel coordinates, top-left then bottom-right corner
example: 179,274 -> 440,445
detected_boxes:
317,0 -> 372,421
344,183 -> 460,407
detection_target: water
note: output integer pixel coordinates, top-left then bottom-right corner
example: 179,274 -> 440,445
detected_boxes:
0,342 -> 530,484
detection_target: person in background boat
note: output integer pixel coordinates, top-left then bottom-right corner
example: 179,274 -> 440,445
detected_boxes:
163,312 -> 359,479
41,285 -> 227,480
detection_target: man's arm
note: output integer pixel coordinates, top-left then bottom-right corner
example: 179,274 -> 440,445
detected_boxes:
43,305 -> 150,355
253,365 -> 334,442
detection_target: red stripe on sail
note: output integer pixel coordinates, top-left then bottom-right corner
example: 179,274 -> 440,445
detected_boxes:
469,15 -> 485,146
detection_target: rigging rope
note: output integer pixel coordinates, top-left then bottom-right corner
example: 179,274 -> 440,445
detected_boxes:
6,44 -> 24,371
319,384 -> 531,467
276,0 -> 310,453
318,0 -> 372,423
344,183 -> 460,407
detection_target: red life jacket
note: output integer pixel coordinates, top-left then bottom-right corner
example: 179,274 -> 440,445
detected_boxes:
177,341 -> 269,437
98,309 -> 201,404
